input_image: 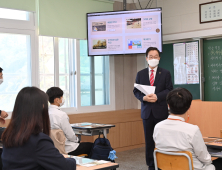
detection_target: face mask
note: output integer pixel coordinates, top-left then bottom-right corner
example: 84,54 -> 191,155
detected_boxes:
0,79 -> 3,85
148,59 -> 159,67
60,97 -> 65,107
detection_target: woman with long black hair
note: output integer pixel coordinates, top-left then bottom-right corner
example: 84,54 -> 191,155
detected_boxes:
1,87 -> 76,170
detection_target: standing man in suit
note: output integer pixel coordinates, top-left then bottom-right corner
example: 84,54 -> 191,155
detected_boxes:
133,47 -> 173,170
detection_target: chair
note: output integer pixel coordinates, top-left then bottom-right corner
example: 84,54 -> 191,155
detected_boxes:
50,129 -> 67,154
220,130 -> 222,138
154,149 -> 194,170
50,129 -> 88,157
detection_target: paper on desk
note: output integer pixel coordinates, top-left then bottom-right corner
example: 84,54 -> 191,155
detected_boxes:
83,164 -> 96,167
134,83 -> 156,95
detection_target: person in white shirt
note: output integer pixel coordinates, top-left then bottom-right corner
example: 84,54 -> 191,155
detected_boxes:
153,88 -> 221,170
46,87 -> 93,156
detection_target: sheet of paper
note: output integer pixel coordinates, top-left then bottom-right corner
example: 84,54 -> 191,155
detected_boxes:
173,43 -> 186,84
134,83 -> 156,95
82,164 -> 97,167
96,160 -> 110,164
186,42 -> 199,84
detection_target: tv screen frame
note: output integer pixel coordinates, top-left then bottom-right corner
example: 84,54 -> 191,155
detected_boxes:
87,8 -> 163,56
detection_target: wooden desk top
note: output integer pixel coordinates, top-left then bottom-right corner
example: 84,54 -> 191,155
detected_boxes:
77,162 -> 119,170
203,137 -> 222,149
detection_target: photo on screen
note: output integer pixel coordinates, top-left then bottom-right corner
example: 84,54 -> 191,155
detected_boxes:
93,39 -> 107,49
126,18 -> 141,29
128,39 -> 142,49
92,21 -> 106,32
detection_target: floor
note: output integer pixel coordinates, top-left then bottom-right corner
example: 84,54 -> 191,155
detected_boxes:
116,147 -> 148,170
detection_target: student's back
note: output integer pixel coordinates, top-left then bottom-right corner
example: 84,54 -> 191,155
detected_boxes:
1,87 -> 76,170
2,132 -> 75,170
154,117 -> 213,170
153,88 -> 215,170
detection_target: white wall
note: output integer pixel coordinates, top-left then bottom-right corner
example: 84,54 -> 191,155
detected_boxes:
158,0 -> 222,41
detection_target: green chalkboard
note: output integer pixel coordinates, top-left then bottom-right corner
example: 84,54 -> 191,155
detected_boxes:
159,43 -> 200,99
203,39 -> 222,101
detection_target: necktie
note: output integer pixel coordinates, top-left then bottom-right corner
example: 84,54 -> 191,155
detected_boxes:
150,70 -> 154,86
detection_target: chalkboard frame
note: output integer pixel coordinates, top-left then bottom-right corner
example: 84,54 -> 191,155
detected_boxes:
159,40 -> 201,100
173,41 -> 200,85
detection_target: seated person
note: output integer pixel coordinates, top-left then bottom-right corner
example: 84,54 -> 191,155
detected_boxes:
46,87 -> 93,156
1,87 -> 76,170
0,67 -> 8,125
153,88 -> 221,170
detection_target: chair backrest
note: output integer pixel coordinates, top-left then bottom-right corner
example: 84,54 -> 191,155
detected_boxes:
50,129 -> 67,154
220,130 -> 222,138
154,149 -> 194,170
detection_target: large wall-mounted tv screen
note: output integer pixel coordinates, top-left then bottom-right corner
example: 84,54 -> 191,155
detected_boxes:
87,8 -> 162,56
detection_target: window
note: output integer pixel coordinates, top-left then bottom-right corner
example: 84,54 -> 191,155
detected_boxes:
39,36 -> 54,92
58,38 -> 75,107
0,8 -> 29,21
0,9 -> 36,112
0,33 -> 31,111
39,37 -> 111,109
80,40 -> 110,106
0,8 -> 113,112
39,36 -> 75,108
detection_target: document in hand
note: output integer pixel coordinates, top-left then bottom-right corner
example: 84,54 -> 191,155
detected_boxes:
134,83 -> 156,95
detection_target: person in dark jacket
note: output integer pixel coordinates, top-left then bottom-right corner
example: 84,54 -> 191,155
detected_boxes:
1,87 -> 76,170
133,47 -> 173,170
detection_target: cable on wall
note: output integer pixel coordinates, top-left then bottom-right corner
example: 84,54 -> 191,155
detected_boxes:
149,0 -> 154,8
145,0 -> 152,9
138,0 -> 142,9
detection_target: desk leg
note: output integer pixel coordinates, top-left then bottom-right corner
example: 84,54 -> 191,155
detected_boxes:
78,134 -> 81,142
103,129 -> 108,138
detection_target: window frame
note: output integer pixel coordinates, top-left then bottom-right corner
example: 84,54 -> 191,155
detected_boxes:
0,9 -> 38,114
61,39 -> 115,114
0,9 -> 35,31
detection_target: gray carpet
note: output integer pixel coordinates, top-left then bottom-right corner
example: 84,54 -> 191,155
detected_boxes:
116,147 -> 148,170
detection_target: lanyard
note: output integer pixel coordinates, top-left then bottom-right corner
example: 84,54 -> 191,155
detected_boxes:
168,117 -> 189,123
167,118 -> 183,121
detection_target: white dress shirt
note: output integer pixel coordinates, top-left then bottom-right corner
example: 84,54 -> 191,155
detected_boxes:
48,105 -> 79,153
148,66 -> 158,81
153,115 -> 215,170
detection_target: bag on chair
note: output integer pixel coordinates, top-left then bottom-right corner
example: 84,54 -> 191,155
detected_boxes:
89,132 -> 113,161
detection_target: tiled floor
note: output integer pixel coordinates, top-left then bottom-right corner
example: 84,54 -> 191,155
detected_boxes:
115,147 -> 148,170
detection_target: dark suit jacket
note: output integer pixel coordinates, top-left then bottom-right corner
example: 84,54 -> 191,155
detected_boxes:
2,132 -> 76,170
133,67 -> 173,120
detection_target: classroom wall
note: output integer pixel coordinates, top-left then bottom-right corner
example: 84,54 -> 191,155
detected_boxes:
157,0 -> 222,41
189,100 -> 222,137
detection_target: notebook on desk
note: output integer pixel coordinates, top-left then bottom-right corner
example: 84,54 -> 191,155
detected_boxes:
72,156 -> 95,165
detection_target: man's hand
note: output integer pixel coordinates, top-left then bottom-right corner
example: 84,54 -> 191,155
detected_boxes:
63,154 -> 71,158
1,111 -> 8,118
143,94 -> 157,103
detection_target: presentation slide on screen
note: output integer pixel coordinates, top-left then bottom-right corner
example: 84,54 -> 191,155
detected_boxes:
87,9 -> 162,56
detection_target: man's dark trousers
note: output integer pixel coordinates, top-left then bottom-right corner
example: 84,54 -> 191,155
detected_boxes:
143,112 -> 163,170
